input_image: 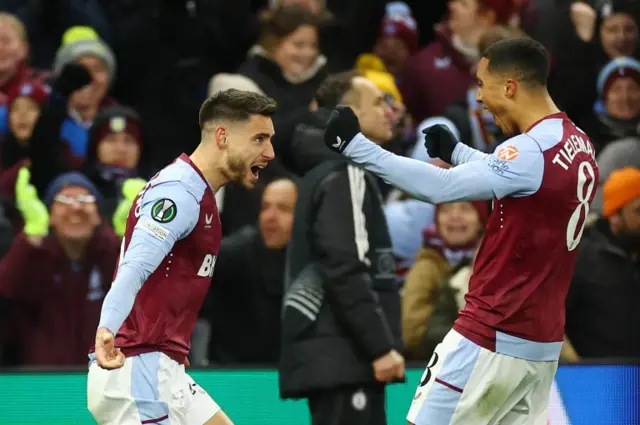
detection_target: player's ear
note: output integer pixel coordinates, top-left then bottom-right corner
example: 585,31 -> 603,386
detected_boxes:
214,126 -> 228,149
504,79 -> 517,99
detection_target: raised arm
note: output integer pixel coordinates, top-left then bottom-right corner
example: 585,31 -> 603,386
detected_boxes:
342,133 -> 544,204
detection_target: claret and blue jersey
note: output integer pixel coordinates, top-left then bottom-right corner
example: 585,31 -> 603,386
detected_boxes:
343,111 -> 599,360
93,153 -> 221,365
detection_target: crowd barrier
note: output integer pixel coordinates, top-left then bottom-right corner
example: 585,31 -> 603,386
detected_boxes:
0,364 -> 637,424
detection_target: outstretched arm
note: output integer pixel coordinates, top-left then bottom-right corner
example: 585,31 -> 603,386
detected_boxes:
452,143 -> 489,165
343,134 -> 544,204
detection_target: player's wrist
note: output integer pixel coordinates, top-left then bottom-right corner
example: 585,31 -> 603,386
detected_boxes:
96,325 -> 116,338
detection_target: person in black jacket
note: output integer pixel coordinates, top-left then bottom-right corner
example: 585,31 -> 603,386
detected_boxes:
279,71 -> 404,425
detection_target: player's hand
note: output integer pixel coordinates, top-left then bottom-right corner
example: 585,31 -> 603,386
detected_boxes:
324,105 -> 361,154
15,167 -> 49,238
95,327 -> 125,370
112,178 -> 146,237
372,349 -> 405,382
422,124 -> 459,164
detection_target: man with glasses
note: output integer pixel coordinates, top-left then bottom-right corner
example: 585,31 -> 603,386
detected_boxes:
0,169 -> 121,366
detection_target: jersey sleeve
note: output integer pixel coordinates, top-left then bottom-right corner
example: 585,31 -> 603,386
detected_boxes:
342,133 -> 544,203
98,181 -> 201,335
451,142 -> 489,165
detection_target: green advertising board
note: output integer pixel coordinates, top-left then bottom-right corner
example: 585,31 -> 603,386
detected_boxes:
1,366 -> 638,424
0,369 -> 422,425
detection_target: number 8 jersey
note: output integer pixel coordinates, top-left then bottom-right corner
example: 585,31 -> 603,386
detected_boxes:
454,112 -> 599,356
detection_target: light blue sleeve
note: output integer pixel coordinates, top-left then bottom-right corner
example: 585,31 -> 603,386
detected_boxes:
343,133 -> 544,204
451,142 -> 489,165
98,181 -> 201,334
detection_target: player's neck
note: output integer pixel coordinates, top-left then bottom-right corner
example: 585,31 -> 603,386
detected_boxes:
189,146 -> 227,192
515,91 -> 561,134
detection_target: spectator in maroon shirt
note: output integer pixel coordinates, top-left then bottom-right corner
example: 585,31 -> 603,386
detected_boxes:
0,172 -> 120,366
399,0 -> 518,123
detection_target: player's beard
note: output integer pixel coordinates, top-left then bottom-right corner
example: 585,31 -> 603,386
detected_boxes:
225,152 -> 247,181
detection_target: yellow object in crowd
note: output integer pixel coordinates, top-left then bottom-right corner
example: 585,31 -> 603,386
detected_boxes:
355,53 -> 403,105
62,26 -> 100,45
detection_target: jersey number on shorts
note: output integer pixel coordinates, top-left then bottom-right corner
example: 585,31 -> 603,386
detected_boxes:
566,161 -> 596,251
418,352 -> 439,387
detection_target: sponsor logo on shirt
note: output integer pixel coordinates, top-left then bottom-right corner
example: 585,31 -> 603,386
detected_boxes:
496,145 -> 519,161
197,254 -> 217,277
137,217 -> 170,241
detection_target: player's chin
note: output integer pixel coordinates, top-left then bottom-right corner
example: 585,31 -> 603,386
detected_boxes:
239,170 -> 258,189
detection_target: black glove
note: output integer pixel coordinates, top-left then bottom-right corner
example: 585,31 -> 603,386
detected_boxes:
53,63 -> 93,97
324,105 -> 361,154
422,124 -> 459,164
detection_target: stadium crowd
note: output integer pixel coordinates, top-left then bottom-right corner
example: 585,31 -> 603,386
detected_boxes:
0,0 -> 638,369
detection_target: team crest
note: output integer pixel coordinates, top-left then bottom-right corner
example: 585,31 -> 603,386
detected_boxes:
151,199 -> 177,223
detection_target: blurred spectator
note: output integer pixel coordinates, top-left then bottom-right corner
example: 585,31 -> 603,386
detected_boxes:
0,171 -> 119,365
423,244 -> 481,360
210,5 -> 327,236
400,0 -> 518,122
239,5 -> 329,147
0,13 -> 47,134
402,201 -> 487,360
269,0 -> 387,72
580,56 -> 640,152
51,26 -> 117,162
551,0 -> 639,122
281,71 -> 402,424
410,25 -> 524,162
200,178 -> 297,365
83,106 -> 145,218
370,2 -> 419,77
565,167 -> 640,359
0,79 -> 49,200
591,137 -> 640,215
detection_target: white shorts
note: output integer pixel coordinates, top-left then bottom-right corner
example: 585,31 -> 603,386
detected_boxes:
87,352 -> 220,425
407,330 -> 558,425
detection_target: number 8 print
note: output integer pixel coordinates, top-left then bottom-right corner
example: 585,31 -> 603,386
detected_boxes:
566,161 -> 596,251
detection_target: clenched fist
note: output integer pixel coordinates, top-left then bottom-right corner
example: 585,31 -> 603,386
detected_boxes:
372,349 -> 405,383
324,105 -> 361,154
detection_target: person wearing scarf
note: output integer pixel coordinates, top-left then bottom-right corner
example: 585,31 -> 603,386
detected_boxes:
402,200 -> 488,360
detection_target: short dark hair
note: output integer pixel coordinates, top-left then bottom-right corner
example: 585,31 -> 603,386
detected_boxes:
198,89 -> 277,129
315,70 -> 361,108
482,37 -> 549,87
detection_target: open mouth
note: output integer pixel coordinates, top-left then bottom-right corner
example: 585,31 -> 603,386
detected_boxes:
250,164 -> 265,180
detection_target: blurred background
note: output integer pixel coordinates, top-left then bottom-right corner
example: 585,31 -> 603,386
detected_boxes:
0,0 -> 638,423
